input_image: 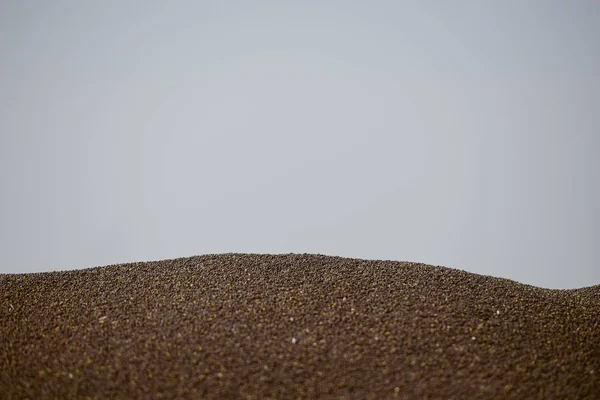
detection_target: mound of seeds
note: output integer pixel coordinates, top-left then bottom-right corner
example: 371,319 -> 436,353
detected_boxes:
1,253 -> 599,399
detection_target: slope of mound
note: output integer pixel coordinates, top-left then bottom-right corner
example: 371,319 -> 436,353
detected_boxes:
1,254 -> 598,399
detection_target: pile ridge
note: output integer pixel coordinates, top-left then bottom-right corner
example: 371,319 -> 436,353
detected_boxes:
1,253 -> 598,399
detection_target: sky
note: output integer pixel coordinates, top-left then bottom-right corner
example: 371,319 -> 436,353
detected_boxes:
1,1 -> 598,289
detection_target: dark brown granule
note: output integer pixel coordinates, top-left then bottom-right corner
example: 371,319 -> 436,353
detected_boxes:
1,253 -> 598,399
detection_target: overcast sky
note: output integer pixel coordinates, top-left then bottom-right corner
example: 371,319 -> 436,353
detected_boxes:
1,1 -> 598,289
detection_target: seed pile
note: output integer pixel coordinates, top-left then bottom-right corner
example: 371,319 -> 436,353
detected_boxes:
1,253 -> 599,399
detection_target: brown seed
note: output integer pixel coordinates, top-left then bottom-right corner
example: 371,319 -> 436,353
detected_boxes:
1,253 -> 598,399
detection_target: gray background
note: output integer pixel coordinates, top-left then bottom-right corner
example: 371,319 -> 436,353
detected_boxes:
1,1 -> 598,289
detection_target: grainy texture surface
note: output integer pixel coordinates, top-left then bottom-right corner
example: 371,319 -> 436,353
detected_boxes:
1,253 -> 599,399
